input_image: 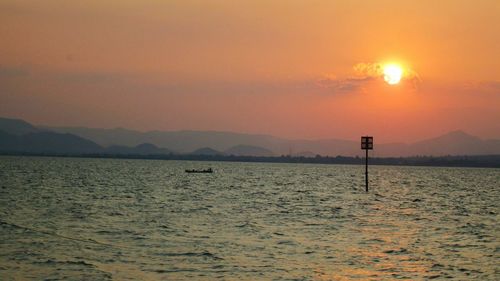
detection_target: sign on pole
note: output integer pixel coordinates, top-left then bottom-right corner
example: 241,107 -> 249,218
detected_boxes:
361,136 -> 373,192
361,136 -> 373,150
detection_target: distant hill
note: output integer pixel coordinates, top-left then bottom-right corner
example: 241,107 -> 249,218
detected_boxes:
44,125 -> 361,156
133,143 -> 171,155
191,147 -> 222,156
2,117 -> 500,157
42,125 -> 288,154
410,130 -> 500,156
106,143 -> 172,155
0,117 -> 39,135
224,145 -> 274,157
0,117 -> 173,155
0,130 -> 103,154
375,131 -> 500,156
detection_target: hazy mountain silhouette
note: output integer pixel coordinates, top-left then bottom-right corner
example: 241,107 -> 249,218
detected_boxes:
0,130 -> 103,154
44,125 -> 361,155
224,145 -> 275,157
374,130 -> 500,156
42,125 -> 287,153
409,130 -> 500,156
191,147 -> 222,156
0,117 -> 39,135
0,117 -> 172,155
44,125 -> 373,156
2,117 -> 500,156
106,143 -> 172,155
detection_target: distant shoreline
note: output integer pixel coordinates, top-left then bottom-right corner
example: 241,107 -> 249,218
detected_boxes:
1,152 -> 499,168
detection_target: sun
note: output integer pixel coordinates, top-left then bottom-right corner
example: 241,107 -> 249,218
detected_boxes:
383,64 -> 403,85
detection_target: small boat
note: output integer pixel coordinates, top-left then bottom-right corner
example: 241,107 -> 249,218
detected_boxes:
185,168 -> 213,173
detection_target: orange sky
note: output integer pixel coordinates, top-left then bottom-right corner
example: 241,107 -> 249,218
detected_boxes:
0,0 -> 499,142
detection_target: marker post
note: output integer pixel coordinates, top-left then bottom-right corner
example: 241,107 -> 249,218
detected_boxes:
361,136 -> 373,192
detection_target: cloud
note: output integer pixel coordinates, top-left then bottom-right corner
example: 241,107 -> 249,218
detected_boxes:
354,62 -> 421,86
316,75 -> 374,93
318,62 -> 422,93
353,62 -> 384,77
316,62 -> 382,93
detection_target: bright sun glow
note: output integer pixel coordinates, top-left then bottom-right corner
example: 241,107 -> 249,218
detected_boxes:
383,64 -> 403,85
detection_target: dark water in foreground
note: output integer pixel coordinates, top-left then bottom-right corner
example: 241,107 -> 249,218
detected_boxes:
0,156 -> 498,280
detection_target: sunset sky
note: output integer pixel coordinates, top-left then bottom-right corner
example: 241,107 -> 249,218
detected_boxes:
1,0 -> 499,142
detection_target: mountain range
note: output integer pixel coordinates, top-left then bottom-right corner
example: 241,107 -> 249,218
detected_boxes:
1,117 -> 500,157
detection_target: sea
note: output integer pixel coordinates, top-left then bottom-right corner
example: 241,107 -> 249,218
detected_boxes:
0,156 -> 498,280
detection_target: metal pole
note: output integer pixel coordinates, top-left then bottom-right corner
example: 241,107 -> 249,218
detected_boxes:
365,148 -> 368,192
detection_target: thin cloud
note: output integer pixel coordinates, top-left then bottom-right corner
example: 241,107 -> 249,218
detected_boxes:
316,75 -> 374,93
353,62 -> 383,77
319,62 -> 422,93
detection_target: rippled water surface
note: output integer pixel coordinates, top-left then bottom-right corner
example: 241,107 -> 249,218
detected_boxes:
0,156 -> 498,280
